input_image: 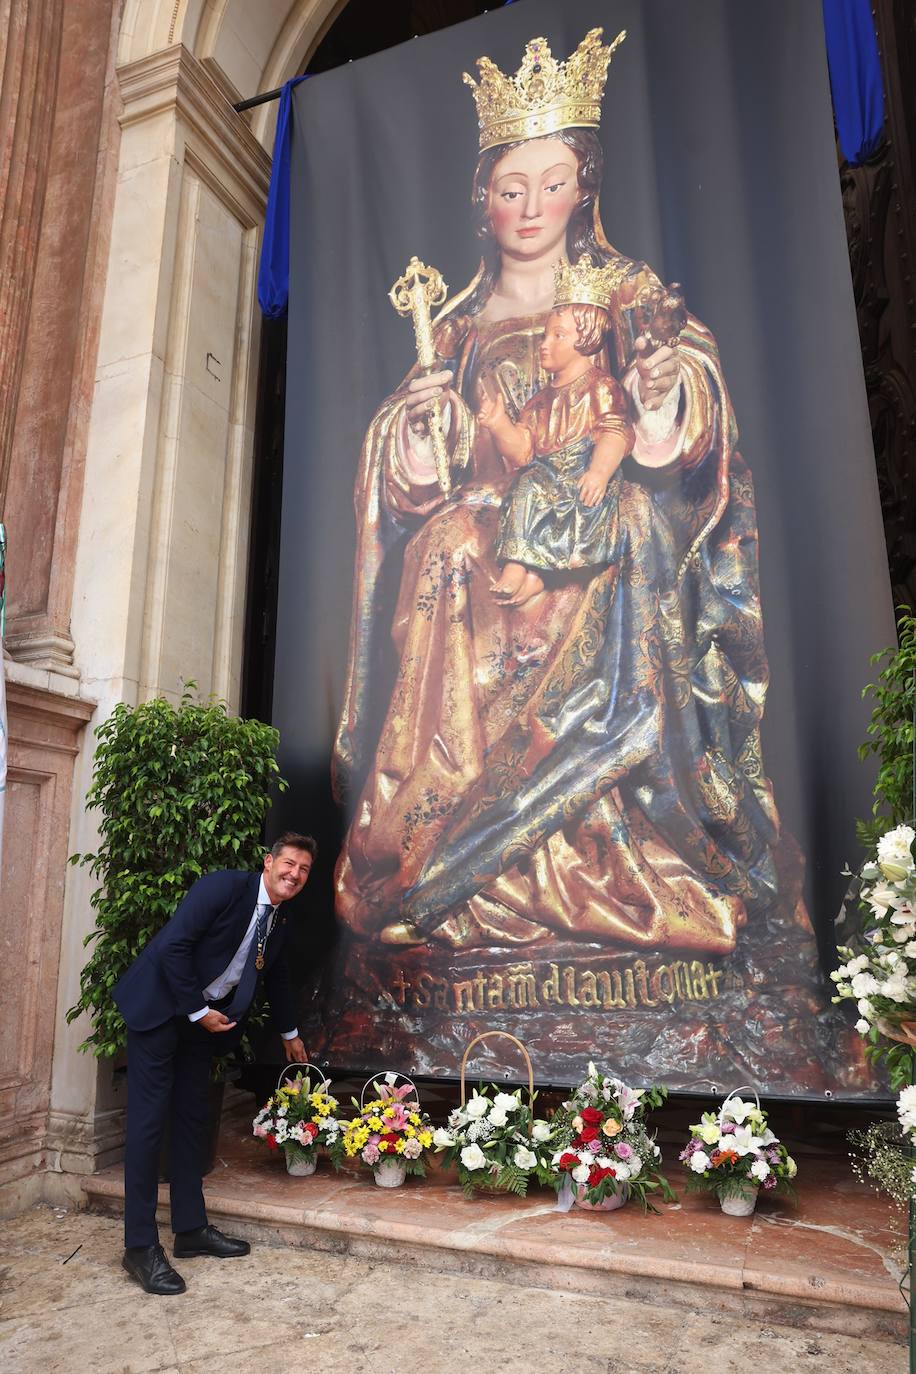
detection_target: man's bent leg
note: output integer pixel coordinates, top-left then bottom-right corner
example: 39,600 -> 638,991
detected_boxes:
167,1023 -> 214,1236
124,1022 -> 179,1248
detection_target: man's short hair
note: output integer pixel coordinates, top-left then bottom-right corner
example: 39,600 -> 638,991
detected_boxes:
270,831 -> 318,861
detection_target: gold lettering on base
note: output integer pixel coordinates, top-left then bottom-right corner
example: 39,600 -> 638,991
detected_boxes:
392,959 -> 734,1014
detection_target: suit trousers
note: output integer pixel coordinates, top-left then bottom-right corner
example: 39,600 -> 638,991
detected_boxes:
124,1017 -> 229,1248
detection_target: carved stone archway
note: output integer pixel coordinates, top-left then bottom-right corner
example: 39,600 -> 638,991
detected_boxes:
0,0 -> 341,1211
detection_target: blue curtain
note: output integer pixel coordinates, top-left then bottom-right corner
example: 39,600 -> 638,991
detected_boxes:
822,0 -> 884,165
258,3 -> 885,316
257,75 -> 308,318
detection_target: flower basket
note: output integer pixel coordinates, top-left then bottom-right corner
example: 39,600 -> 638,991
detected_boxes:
375,1156 -> 408,1188
832,825 -> 916,1067
575,1183 -> 629,1211
681,1086 -> 797,1214
252,1063 -> 341,1175
434,1032 -> 557,1198
718,1179 -> 758,1216
550,1063 -> 674,1214
334,1072 -> 435,1185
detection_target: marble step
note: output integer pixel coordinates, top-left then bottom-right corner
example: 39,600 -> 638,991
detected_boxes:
81,1113 -> 907,1345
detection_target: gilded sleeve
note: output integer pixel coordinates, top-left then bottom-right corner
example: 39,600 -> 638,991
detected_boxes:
591,374 -> 636,451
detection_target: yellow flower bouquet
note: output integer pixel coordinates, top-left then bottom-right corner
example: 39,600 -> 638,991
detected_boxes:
332,1073 -> 434,1188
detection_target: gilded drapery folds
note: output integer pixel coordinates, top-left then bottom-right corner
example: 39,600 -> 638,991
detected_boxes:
333,253 -> 791,957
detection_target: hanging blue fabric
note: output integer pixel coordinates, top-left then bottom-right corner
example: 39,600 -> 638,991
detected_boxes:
258,74 -> 309,318
821,0 -> 884,165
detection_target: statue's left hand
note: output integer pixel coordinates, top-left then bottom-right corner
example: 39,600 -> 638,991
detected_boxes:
634,336 -> 680,411
283,1036 -> 307,1064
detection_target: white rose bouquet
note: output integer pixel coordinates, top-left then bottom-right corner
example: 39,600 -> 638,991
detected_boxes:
434,1086 -> 556,1197
832,823 -> 916,1084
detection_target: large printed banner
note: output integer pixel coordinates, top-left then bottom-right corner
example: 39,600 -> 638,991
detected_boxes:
273,0 -> 895,1097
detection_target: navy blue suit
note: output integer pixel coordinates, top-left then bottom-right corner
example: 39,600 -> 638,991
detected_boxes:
114,870 -> 297,1247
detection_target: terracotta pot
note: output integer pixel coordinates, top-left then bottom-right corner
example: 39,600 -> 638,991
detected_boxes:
575,1183 -> 629,1212
374,1157 -> 408,1188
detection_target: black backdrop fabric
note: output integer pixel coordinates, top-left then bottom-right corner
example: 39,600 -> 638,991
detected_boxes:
272,0 -> 894,1098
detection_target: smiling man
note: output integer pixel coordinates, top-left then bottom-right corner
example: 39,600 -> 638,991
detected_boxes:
113,832 -> 316,1295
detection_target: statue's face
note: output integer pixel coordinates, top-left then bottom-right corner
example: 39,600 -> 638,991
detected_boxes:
486,136 -> 580,260
539,308 -> 581,373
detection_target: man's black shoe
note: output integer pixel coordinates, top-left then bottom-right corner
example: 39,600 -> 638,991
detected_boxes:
172,1224 -> 251,1258
122,1244 -> 186,1295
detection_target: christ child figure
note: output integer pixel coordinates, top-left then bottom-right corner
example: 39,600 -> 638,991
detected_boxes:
478,260 -> 635,606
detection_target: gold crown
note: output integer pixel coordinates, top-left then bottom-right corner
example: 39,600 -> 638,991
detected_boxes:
463,27 -> 626,152
553,256 -> 627,311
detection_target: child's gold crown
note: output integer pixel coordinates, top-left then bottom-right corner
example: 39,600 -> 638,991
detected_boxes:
463,28 -> 626,152
553,257 -> 627,312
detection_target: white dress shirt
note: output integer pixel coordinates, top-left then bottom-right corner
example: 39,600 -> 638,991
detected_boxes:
188,877 -> 297,1038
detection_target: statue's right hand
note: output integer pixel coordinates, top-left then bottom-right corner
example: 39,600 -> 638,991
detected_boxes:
198,1009 -> 237,1033
477,389 -> 505,430
405,369 -> 453,433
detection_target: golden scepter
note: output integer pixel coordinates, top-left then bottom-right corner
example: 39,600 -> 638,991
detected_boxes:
389,256 -> 451,496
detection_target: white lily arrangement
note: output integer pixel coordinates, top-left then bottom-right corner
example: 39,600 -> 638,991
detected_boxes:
433,1085 -> 556,1197
680,1092 -> 796,1202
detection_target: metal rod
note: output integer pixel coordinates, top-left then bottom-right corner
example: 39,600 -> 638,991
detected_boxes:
232,87 -> 284,113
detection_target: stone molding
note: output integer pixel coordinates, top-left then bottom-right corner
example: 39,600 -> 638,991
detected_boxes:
6,628 -> 78,676
118,43 -> 271,219
45,1104 -> 127,1176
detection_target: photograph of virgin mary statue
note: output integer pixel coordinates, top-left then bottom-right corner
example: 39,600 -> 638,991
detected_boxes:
277,12 -> 888,1094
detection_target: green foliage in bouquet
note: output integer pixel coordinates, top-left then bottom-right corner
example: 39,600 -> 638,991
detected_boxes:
66,685 -> 286,1058
857,608 -> 916,850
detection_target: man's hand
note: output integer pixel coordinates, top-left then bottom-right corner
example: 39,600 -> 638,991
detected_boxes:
198,1009 -> 237,1033
634,336 -> 680,411
284,1036 -> 308,1064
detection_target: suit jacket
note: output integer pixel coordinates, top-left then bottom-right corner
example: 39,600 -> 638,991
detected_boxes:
113,870 -> 296,1034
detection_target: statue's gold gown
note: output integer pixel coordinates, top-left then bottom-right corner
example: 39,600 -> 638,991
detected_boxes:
333,258 -> 807,956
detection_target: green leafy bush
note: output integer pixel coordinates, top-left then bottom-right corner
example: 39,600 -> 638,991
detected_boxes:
857,608 -> 916,849
66,685 -> 286,1057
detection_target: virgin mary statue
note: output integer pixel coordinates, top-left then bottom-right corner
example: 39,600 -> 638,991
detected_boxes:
331,28 -> 817,989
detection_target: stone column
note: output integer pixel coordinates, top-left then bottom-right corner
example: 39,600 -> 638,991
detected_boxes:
48,43 -> 271,1184
4,0 -> 121,674
0,0 -> 64,517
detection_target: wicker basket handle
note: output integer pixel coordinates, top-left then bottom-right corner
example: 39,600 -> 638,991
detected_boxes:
459,1031 -> 534,1138
276,1061 -> 331,1095
718,1084 -> 760,1121
359,1072 -> 420,1112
